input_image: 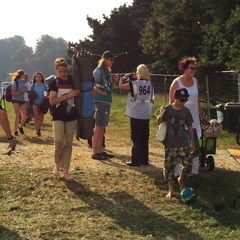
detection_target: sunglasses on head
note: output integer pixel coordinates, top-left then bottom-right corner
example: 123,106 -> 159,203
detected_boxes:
188,67 -> 197,70
179,98 -> 188,102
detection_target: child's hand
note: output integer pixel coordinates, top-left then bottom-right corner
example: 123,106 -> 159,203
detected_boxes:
113,74 -> 119,82
157,106 -> 166,125
21,87 -> 29,93
68,89 -> 80,98
101,90 -> 108,96
90,89 -> 96,97
191,143 -> 195,154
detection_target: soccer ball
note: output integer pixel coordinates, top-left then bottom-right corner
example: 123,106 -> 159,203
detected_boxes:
180,187 -> 197,204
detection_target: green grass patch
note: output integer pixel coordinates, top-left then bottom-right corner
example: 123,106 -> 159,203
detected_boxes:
0,95 -> 240,239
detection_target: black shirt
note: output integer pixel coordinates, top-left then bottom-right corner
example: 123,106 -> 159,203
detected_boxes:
49,75 -> 78,121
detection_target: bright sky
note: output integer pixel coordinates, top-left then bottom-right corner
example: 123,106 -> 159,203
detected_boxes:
0,0 -> 133,50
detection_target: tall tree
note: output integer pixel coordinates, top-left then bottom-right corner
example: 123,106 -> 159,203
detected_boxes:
225,5 -> 240,71
198,0 -> 240,72
140,0 -> 240,73
35,35 -> 68,78
140,0 -> 208,73
0,36 -> 35,80
68,0 -> 153,73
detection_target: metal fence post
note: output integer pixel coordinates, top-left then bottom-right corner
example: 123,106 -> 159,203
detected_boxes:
238,73 -> 240,102
164,76 -> 167,103
205,74 -> 211,119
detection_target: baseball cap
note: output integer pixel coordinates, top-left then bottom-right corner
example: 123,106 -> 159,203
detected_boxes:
102,50 -> 115,58
174,87 -> 190,98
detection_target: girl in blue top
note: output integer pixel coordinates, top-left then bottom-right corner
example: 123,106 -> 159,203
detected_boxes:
10,69 -> 29,136
30,72 -> 48,136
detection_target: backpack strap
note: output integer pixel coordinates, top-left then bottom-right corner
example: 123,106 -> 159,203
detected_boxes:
31,83 -> 35,92
13,80 -> 19,91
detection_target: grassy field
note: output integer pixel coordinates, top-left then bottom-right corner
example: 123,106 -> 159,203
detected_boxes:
0,94 -> 240,240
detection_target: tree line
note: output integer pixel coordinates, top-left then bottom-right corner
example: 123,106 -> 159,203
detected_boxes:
1,0 -> 240,82
0,35 -> 68,81
68,0 -> 240,75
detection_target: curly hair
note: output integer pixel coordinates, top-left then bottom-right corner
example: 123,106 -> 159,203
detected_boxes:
179,57 -> 197,73
54,58 -> 67,68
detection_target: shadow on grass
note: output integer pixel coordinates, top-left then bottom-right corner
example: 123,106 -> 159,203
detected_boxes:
22,136 -> 54,144
0,224 -> 24,240
95,150 -> 240,231
65,180 -> 204,239
99,150 -> 165,190
0,136 -> 10,144
185,168 -> 240,228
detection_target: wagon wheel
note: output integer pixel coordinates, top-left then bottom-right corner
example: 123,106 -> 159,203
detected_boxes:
233,195 -> 240,208
207,156 -> 214,171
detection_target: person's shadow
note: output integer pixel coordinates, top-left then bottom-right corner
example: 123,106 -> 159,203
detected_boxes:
0,224 -> 25,240
64,180 -> 204,239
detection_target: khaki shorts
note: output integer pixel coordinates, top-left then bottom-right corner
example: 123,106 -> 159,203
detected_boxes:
164,146 -> 192,180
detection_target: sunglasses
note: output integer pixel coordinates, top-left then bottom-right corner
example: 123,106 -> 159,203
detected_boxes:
188,67 -> 197,71
179,98 -> 188,102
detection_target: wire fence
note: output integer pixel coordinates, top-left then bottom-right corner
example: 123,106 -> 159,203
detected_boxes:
114,72 -> 240,105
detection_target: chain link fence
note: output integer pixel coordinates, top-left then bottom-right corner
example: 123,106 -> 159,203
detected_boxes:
114,71 -> 240,103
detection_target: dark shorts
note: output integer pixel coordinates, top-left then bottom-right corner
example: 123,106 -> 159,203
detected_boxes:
164,146 -> 192,180
95,102 -> 110,128
12,100 -> 25,105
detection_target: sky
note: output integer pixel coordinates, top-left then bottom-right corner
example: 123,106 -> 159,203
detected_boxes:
0,0 -> 133,49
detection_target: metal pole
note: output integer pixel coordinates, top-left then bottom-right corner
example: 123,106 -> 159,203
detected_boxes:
164,76 -> 167,104
238,73 -> 240,102
205,74 -> 211,119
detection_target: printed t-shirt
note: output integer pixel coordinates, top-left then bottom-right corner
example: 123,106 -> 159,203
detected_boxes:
163,104 -> 193,148
49,76 -> 78,121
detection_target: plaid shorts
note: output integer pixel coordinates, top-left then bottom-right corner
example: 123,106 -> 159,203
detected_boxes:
164,146 -> 192,180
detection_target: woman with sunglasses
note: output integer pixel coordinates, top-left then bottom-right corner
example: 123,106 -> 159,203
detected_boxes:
169,57 -> 208,175
91,51 -> 119,160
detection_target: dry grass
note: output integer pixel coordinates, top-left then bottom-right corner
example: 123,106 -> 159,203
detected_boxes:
0,96 -> 240,240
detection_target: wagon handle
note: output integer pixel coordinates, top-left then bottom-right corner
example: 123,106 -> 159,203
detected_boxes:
200,121 -> 210,131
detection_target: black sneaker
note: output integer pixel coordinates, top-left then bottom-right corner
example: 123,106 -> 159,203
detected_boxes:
101,151 -> 114,158
126,161 -> 141,166
14,131 -> 18,136
37,132 -> 41,137
91,153 -> 107,160
18,127 -> 24,135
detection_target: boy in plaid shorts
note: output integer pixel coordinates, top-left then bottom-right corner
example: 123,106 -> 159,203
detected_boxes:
157,87 -> 195,198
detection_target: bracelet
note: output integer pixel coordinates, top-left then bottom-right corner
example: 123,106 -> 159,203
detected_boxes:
8,135 -> 14,140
